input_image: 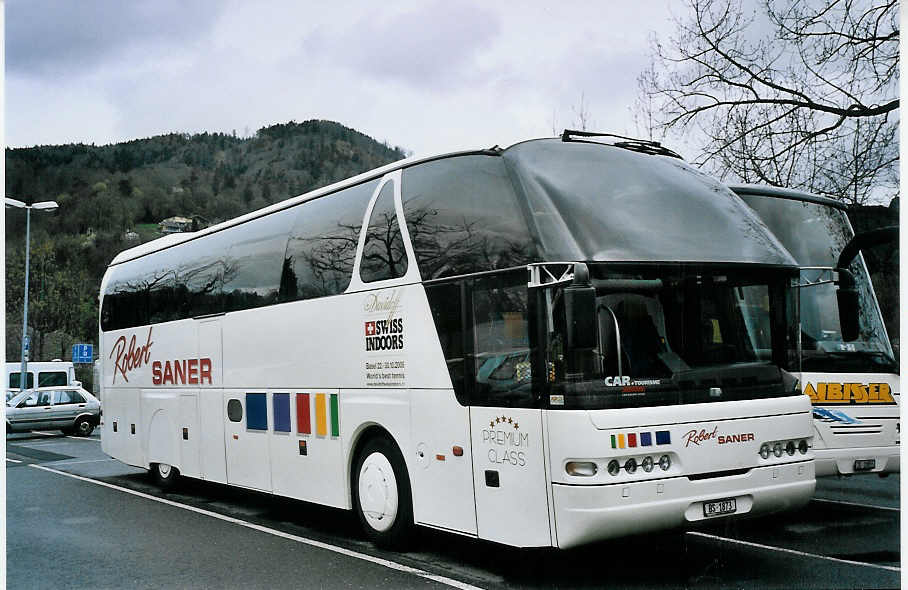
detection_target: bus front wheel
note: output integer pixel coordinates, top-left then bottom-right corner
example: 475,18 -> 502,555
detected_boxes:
150,462 -> 180,490
352,437 -> 413,549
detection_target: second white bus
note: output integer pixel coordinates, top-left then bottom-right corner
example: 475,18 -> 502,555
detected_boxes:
733,184 -> 899,476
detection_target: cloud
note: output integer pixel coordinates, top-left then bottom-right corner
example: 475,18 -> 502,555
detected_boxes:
6,0 -> 225,77
301,1 -> 500,90
5,0 -> 678,154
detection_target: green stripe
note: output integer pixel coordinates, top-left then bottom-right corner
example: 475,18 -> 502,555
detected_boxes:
610,434 -> 616,449
330,393 -> 339,437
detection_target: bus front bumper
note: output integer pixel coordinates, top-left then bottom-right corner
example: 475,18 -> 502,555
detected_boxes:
552,460 -> 814,549
813,446 -> 900,477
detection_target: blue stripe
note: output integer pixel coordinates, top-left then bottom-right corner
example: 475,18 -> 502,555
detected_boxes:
640,432 -> 653,446
273,393 -> 291,432
655,430 -> 671,445
246,393 -> 268,431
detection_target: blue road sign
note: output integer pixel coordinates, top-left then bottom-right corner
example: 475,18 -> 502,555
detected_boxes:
72,343 -> 93,364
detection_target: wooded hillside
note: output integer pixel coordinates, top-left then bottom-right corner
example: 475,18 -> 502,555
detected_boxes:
5,120 -> 407,368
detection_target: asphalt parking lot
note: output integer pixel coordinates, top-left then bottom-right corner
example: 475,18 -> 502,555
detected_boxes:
6,430 -> 900,589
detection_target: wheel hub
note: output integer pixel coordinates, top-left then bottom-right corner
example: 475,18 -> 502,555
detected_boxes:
358,452 -> 399,532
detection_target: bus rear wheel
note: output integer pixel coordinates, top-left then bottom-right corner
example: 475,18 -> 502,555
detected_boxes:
352,437 -> 413,549
150,462 -> 180,490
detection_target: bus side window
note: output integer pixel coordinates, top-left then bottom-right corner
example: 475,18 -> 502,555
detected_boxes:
425,282 -> 466,404
282,179 -> 378,301
401,155 -> 536,281
360,182 -> 407,283
470,272 -> 532,407
227,399 -> 243,422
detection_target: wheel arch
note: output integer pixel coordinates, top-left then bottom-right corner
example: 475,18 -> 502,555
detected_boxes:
346,422 -> 412,506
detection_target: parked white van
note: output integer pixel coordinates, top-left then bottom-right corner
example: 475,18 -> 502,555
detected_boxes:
6,361 -> 78,390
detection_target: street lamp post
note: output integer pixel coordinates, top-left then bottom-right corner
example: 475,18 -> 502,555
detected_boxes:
5,197 -> 59,392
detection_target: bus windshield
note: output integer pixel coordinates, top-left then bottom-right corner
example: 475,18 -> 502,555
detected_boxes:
540,264 -> 798,409
740,196 -> 897,373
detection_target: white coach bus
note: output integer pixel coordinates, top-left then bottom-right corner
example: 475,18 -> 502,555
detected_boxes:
100,132 -> 815,549
732,184 -> 899,477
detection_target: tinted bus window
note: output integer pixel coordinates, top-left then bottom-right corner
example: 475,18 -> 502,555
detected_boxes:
282,180 -> 378,300
402,155 -> 536,280
360,182 -> 408,283
222,212 -> 295,312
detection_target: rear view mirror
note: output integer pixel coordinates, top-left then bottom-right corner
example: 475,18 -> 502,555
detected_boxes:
564,263 -> 597,350
835,269 -> 860,342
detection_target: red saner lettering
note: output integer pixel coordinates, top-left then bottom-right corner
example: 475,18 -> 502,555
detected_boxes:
152,361 -> 162,385
188,359 -> 199,385
200,358 -> 212,385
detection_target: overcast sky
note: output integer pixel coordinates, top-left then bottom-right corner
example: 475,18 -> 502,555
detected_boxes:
6,1 -> 679,156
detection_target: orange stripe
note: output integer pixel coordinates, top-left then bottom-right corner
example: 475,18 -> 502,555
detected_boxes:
315,393 -> 327,436
618,433 -> 626,449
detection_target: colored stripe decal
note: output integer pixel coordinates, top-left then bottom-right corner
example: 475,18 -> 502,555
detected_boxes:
315,393 -> 327,437
273,393 -> 290,432
627,433 -> 637,448
610,434 -> 616,449
617,433 -> 626,449
640,432 -> 653,446
656,430 -> 671,445
330,393 -> 340,437
296,393 -> 311,434
246,393 -> 267,431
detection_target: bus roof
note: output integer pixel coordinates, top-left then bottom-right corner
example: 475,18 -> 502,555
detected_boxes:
110,138 -> 798,268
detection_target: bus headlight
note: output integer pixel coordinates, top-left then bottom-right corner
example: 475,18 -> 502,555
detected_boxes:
798,439 -> 809,454
607,460 -> 621,476
773,442 -> 784,457
658,454 -> 671,471
566,461 -> 598,476
785,441 -> 796,456
624,458 -> 637,474
759,443 -> 771,459
641,456 -> 654,472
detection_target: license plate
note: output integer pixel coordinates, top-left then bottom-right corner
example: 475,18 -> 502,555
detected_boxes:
703,498 -> 737,517
854,459 -> 876,472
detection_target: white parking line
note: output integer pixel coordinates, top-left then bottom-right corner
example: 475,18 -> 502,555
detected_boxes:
6,458 -> 22,464
686,531 -> 900,572
29,464 -> 484,590
813,497 -> 899,512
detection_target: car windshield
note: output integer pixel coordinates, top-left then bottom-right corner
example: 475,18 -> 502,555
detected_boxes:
540,263 -> 798,409
740,196 -> 897,373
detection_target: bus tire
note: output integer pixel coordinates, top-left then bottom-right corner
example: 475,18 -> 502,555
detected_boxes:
352,436 -> 413,549
150,462 -> 180,490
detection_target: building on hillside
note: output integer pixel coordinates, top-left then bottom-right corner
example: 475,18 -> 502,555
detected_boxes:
158,216 -> 193,234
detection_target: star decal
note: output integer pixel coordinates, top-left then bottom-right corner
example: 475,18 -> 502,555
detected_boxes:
513,422 -> 519,429
489,420 -> 495,428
